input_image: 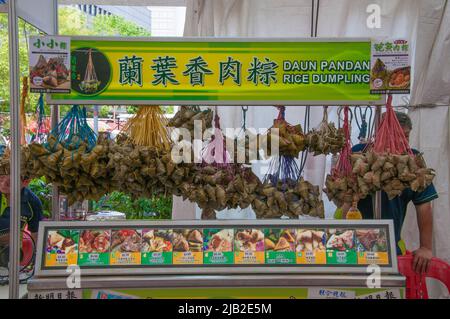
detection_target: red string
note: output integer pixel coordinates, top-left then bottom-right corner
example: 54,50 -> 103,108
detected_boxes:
334,106 -> 353,177
373,95 -> 413,155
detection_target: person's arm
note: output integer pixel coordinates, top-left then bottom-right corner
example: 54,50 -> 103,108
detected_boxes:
412,202 -> 433,273
27,190 -> 44,237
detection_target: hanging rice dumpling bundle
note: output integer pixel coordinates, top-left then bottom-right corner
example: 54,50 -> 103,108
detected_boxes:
252,156 -> 324,218
122,106 -> 172,151
108,132 -> 195,200
168,105 -> 213,142
232,130 -> 261,164
350,96 -> 435,200
323,106 -> 362,205
176,114 -> 261,218
306,108 -> 345,156
259,106 -> 306,158
27,105 -> 113,204
108,106 -> 195,199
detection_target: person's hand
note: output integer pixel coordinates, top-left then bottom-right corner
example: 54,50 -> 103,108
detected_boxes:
412,247 -> 433,274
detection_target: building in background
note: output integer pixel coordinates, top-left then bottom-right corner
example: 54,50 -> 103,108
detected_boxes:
66,4 -> 152,31
147,6 -> 186,37
64,4 -> 186,36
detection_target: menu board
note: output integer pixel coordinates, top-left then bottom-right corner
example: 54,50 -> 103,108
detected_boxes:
42,225 -> 391,268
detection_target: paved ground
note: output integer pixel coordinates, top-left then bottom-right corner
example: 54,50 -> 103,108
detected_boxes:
0,284 -> 28,299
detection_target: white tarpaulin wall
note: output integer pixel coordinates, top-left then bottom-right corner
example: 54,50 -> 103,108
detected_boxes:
174,0 -> 450,297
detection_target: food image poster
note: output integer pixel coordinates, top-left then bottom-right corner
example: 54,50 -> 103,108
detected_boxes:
296,229 -> 327,264
172,229 -> 203,265
45,230 -> 79,267
110,229 -> 142,265
29,36 -> 71,93
370,38 -> 410,94
264,229 -> 296,264
203,229 -> 234,265
234,229 -> 265,265
141,229 -> 173,265
355,228 -> 389,265
78,229 -> 111,266
325,229 -> 357,265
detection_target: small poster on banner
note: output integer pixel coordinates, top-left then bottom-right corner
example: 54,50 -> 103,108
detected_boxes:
29,36 -> 71,93
370,39 -> 410,94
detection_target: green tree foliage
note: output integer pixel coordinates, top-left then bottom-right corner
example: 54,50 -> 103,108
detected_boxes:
0,14 -> 41,114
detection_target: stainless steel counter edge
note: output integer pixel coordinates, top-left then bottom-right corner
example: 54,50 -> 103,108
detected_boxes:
28,274 -> 405,290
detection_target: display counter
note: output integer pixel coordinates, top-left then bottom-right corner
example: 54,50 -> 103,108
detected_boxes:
28,219 -> 405,299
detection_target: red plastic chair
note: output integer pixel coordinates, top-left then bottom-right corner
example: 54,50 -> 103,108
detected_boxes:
20,225 -> 35,268
398,251 -> 450,299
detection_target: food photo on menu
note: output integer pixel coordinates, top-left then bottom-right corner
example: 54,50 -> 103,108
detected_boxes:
234,229 -> 265,252
110,229 -> 142,253
79,230 -> 111,253
355,229 -> 388,253
172,229 -> 203,252
326,229 -> 355,251
264,229 -> 296,252
204,229 -> 234,252
141,229 -> 173,253
296,229 -> 326,253
46,230 -> 79,255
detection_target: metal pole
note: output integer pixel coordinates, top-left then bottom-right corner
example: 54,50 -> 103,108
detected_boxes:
93,105 -> 99,134
51,0 -> 60,221
8,0 -> 21,299
373,103 -> 382,219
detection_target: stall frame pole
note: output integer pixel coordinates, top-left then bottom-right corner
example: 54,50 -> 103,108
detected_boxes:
8,0 -> 22,299
373,104 -> 382,219
51,0 -> 60,221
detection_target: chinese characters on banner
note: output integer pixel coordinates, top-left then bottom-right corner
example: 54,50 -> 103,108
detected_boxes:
29,36 -> 71,93
49,39 -> 380,105
370,39 -> 410,94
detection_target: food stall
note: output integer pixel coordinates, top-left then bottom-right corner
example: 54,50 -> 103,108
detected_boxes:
28,219 -> 404,299
19,36 -> 425,299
